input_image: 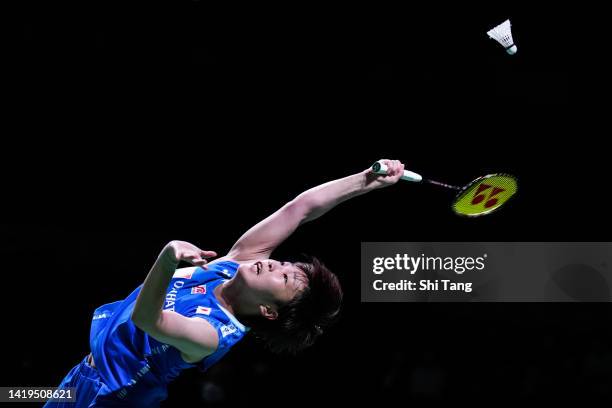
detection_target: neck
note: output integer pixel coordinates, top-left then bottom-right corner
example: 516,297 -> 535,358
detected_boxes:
214,278 -> 258,319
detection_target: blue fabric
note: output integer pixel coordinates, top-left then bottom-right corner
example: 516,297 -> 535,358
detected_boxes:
50,261 -> 248,407
42,356 -> 104,408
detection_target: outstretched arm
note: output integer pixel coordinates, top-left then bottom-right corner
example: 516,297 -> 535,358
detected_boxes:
227,159 -> 405,261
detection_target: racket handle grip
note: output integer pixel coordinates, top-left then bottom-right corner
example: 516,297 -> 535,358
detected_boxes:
371,161 -> 423,182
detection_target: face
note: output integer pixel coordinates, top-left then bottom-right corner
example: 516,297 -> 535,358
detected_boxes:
237,259 -> 308,310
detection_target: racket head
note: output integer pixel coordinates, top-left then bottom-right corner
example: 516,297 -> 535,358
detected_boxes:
452,173 -> 518,217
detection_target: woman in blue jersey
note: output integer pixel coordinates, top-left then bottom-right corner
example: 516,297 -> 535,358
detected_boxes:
44,159 -> 406,407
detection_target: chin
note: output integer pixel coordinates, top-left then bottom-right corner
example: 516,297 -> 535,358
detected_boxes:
236,264 -> 254,279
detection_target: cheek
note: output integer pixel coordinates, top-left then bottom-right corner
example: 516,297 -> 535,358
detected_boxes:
257,276 -> 282,294
251,275 -> 275,292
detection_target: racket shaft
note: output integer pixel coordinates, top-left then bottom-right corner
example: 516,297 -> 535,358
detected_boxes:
426,179 -> 462,190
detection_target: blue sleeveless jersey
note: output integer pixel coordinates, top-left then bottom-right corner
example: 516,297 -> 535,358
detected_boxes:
88,260 -> 248,406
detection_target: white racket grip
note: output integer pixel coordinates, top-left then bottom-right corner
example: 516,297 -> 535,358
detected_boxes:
371,161 -> 423,183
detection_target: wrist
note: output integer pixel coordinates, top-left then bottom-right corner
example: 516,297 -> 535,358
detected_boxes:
162,243 -> 181,265
360,169 -> 384,191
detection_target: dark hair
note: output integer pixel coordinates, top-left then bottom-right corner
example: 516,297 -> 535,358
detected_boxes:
245,256 -> 343,354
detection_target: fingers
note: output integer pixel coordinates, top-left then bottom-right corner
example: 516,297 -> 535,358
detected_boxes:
197,250 -> 217,269
170,241 -> 218,269
393,160 -> 400,177
387,160 -> 402,178
376,159 -> 405,182
185,251 -> 217,269
191,256 -> 209,269
200,250 -> 217,258
393,160 -> 403,179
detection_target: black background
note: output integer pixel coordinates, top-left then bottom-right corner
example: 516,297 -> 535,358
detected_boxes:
4,1 -> 610,406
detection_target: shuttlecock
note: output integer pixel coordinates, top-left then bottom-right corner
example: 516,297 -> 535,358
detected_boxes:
487,19 -> 517,55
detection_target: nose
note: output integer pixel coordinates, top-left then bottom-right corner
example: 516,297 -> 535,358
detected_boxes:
269,261 -> 282,272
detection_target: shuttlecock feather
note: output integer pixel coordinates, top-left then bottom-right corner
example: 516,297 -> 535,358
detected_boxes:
487,19 -> 517,55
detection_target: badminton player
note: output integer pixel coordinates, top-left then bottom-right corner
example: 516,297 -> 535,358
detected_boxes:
44,159 -> 406,407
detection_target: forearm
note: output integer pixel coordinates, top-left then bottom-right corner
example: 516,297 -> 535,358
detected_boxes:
295,170 -> 377,223
226,160 -> 403,257
131,244 -> 178,329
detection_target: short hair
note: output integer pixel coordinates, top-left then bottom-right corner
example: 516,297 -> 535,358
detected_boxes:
246,256 -> 343,354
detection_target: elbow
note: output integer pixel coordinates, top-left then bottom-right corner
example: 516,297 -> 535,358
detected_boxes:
289,196 -> 320,218
131,310 -> 156,333
285,199 -> 314,225
130,311 -> 145,329
290,196 -> 326,224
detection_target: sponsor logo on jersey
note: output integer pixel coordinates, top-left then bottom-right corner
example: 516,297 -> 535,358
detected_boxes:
191,284 -> 207,295
196,306 -> 212,315
220,324 -> 237,337
164,280 -> 185,311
